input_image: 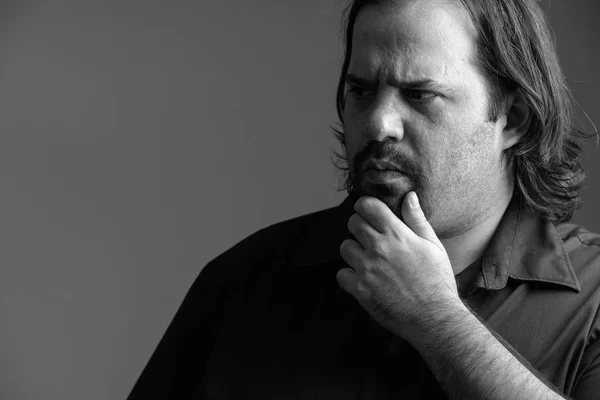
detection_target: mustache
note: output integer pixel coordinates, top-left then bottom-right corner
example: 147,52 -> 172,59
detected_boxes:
350,140 -> 422,180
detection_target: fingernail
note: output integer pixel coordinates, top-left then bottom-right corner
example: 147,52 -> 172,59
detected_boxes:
409,192 -> 419,208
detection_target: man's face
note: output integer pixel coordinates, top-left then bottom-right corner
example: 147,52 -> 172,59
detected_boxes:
343,0 -> 512,239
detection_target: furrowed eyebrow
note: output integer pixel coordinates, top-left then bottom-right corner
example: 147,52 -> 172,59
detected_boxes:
345,74 -> 377,86
345,73 -> 454,92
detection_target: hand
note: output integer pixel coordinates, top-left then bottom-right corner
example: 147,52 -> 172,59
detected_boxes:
336,191 -> 461,345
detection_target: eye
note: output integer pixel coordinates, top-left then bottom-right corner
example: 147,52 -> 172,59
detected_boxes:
404,89 -> 438,101
346,84 -> 375,98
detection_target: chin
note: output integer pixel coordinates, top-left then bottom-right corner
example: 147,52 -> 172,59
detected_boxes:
355,181 -> 410,217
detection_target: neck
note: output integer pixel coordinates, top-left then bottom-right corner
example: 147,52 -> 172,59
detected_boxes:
440,192 -> 513,276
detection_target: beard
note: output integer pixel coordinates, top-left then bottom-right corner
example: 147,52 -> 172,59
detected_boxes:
347,139 -> 427,219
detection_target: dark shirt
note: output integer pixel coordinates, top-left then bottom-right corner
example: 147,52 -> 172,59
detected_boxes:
128,194 -> 600,399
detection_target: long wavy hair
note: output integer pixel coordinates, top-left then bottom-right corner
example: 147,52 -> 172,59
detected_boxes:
331,0 -> 598,223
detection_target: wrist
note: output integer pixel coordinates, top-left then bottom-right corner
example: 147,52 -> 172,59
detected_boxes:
407,295 -> 469,351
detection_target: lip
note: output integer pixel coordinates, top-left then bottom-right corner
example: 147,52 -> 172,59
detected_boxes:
363,159 -> 402,173
363,169 -> 406,183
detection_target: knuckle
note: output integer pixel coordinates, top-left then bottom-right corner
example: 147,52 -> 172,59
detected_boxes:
347,213 -> 359,232
361,261 -> 372,274
413,214 -> 428,225
363,197 -> 378,211
355,196 -> 373,213
356,281 -> 370,299
336,269 -> 348,284
391,228 -> 404,242
340,239 -> 351,253
340,239 -> 357,259
371,240 -> 388,255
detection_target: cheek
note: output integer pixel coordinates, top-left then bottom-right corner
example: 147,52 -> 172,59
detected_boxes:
431,125 -> 499,189
342,120 -> 363,161
421,133 -> 480,184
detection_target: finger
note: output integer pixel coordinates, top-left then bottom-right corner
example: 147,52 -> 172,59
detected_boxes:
401,191 -> 443,248
354,196 -> 399,234
336,268 -> 358,296
347,212 -> 380,250
337,269 -> 371,305
339,238 -> 365,272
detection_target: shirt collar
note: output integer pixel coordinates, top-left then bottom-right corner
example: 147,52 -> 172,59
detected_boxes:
479,194 -> 580,292
289,193 -> 581,293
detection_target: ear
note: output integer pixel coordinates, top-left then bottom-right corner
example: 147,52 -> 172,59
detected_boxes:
501,90 -> 531,150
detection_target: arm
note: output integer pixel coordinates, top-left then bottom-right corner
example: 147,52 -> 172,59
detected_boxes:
336,192 -> 568,400
412,298 -> 566,400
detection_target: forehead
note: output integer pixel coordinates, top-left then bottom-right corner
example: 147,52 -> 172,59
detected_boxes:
349,0 -> 479,82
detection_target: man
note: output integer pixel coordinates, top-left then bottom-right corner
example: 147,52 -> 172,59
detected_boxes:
128,0 -> 600,398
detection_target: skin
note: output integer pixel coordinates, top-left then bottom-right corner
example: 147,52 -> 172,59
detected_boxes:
342,0 -> 526,274
336,0 -> 567,398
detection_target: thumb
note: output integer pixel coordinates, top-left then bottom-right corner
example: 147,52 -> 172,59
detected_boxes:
402,192 -> 442,247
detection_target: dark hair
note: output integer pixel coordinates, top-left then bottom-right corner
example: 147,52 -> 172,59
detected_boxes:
331,0 -> 598,223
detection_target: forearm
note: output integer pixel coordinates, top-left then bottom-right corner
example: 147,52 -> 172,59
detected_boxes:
412,300 -> 567,400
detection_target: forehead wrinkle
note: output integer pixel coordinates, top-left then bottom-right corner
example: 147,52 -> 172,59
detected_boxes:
350,0 -> 479,84
351,32 -> 457,87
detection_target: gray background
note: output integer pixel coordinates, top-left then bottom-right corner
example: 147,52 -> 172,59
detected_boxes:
0,1 -> 597,399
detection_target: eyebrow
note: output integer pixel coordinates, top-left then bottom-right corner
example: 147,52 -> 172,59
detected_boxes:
345,73 -> 455,91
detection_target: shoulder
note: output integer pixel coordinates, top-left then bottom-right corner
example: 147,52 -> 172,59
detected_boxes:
556,223 -> 600,389
557,222 -> 600,273
215,204 -> 341,264
198,202 -> 344,283
559,221 -> 600,246
556,221 -> 600,290
557,221 -> 600,325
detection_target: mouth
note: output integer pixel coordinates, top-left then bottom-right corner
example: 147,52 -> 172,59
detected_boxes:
367,168 -> 399,172
363,159 -> 402,173
360,159 -> 408,185
363,169 -> 406,185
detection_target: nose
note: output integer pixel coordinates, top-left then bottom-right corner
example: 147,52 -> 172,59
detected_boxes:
364,93 -> 405,142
